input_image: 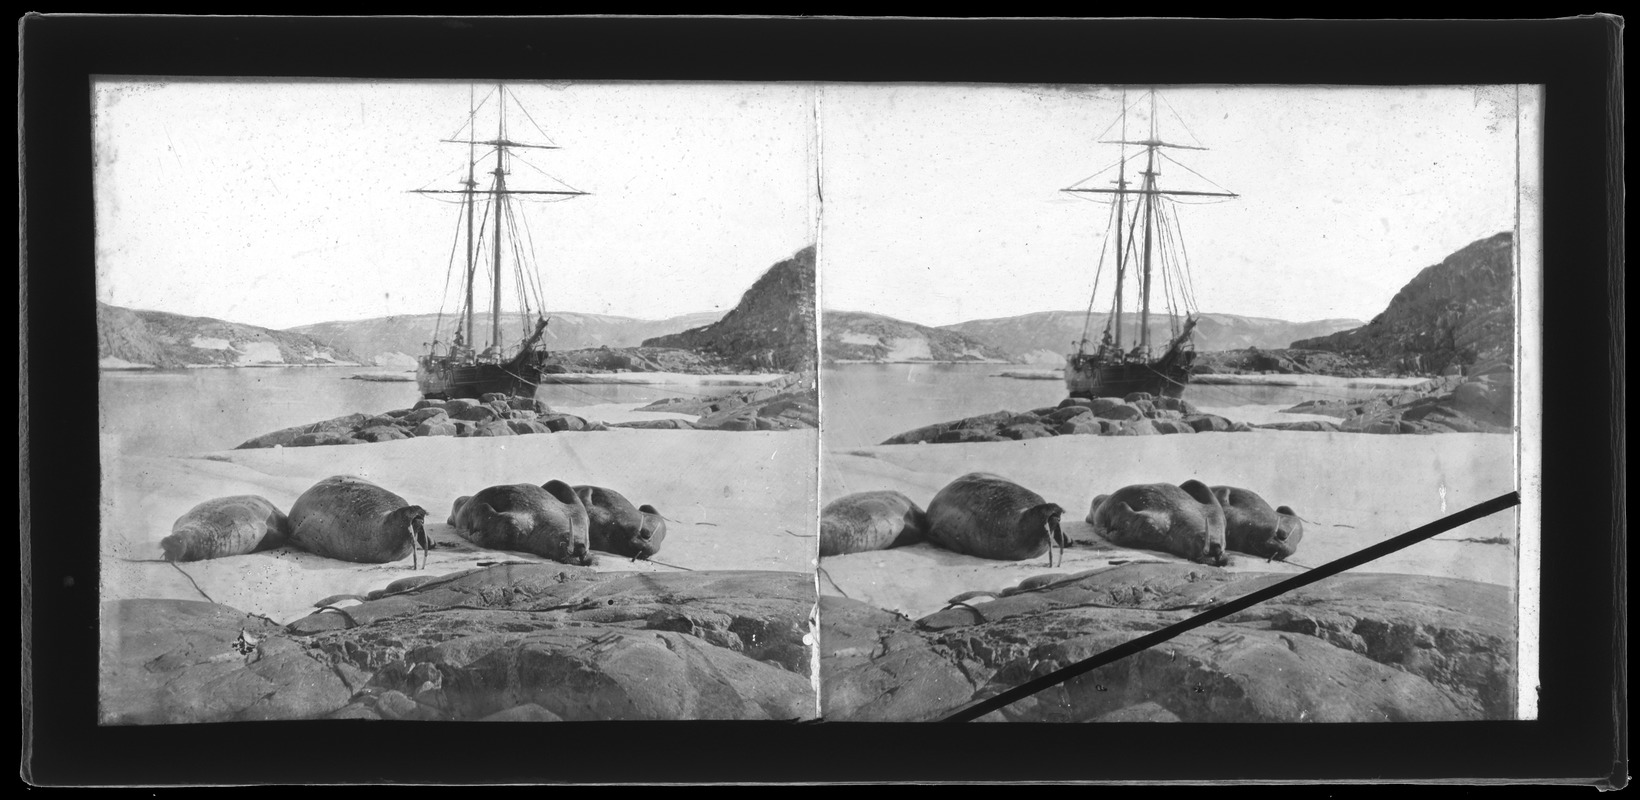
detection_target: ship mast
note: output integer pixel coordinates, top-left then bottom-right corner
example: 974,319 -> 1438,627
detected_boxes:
1138,91 -> 1158,355
463,85 -> 478,351
412,83 -> 591,364
1112,91 -> 1128,352
490,85 -> 508,354
1062,88 -> 1239,358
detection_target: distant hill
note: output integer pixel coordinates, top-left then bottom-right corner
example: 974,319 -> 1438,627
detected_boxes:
289,310 -> 725,368
643,246 -> 817,372
822,311 -> 1011,363
1292,232 -> 1514,373
934,311 -> 1364,365
97,302 -> 361,369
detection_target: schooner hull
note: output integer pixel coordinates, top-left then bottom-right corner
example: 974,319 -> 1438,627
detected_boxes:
1064,354 -> 1194,400
416,358 -> 541,401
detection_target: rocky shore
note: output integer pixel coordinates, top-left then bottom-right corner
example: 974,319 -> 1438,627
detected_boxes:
101,565 -> 817,723
234,373 -> 819,448
880,358 -> 1514,444
821,563 -> 1515,723
1281,360 -> 1515,434
235,395 -> 606,449
880,393 -> 1256,445
614,372 -> 819,432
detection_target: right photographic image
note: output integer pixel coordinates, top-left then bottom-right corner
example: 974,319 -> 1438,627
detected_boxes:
816,84 -> 1542,723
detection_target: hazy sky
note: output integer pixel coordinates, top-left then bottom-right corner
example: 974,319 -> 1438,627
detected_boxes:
819,84 -> 1537,327
94,80 -> 819,330
94,80 -> 1536,331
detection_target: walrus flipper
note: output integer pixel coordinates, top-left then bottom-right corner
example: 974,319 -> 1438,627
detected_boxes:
1179,481 -> 1229,566
542,480 -> 594,566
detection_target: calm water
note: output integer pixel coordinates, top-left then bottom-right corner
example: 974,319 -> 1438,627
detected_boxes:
99,367 -> 703,456
820,363 -> 1393,449
102,364 -> 1399,456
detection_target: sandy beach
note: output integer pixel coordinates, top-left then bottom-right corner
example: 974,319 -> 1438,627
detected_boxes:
820,431 -> 1517,620
101,428 -> 819,625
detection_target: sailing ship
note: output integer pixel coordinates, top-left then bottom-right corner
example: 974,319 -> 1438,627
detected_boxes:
1061,89 -> 1236,400
413,84 -> 588,400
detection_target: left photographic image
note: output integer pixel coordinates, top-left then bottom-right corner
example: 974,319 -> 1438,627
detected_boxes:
95,80 -> 820,723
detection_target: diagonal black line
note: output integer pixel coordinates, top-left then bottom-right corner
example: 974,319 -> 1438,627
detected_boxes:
940,490 -> 1522,723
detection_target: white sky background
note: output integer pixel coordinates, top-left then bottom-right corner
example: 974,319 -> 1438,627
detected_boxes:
819,84 -> 1529,327
93,80 -> 820,330
94,81 -> 1528,332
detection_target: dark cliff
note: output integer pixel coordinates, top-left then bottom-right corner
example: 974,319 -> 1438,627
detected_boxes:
642,246 -> 817,372
1292,232 -> 1515,373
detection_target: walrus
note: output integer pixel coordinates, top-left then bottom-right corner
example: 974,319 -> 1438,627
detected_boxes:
287,475 -> 431,569
160,495 -> 291,562
571,485 -> 665,559
1210,485 -> 1304,561
447,496 -> 472,527
819,490 -> 928,557
925,473 -> 1068,567
1086,480 -> 1229,566
449,481 -> 595,566
637,505 -> 667,554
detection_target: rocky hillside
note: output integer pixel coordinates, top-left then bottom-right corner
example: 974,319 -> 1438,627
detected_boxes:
290,310 -> 724,368
822,311 -> 1010,363
1292,232 -> 1514,374
97,302 -> 360,369
642,246 -> 817,372
941,310 -> 1364,365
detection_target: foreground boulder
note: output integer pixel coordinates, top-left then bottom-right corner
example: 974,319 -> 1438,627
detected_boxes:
101,566 -> 817,723
821,563 -> 1515,722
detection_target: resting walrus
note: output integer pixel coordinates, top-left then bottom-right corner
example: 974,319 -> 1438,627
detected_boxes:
161,495 -> 290,562
288,476 -> 430,569
1086,480 -> 1230,566
926,473 -> 1067,567
572,485 -> 666,560
448,481 -> 595,566
1210,485 -> 1303,561
819,490 -> 928,557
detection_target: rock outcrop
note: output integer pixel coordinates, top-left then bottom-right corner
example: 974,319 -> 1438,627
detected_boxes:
543,345 -> 736,374
644,246 -> 817,373
821,564 -> 1515,722
1292,232 -> 1515,376
879,393 -> 1257,445
622,372 -> 819,432
1191,347 -> 1380,378
1282,359 -> 1515,434
97,301 -> 361,368
234,394 -> 602,449
101,566 -> 817,724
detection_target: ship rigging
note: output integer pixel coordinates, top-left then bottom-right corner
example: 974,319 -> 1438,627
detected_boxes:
413,83 -> 589,400
1062,88 -> 1237,400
